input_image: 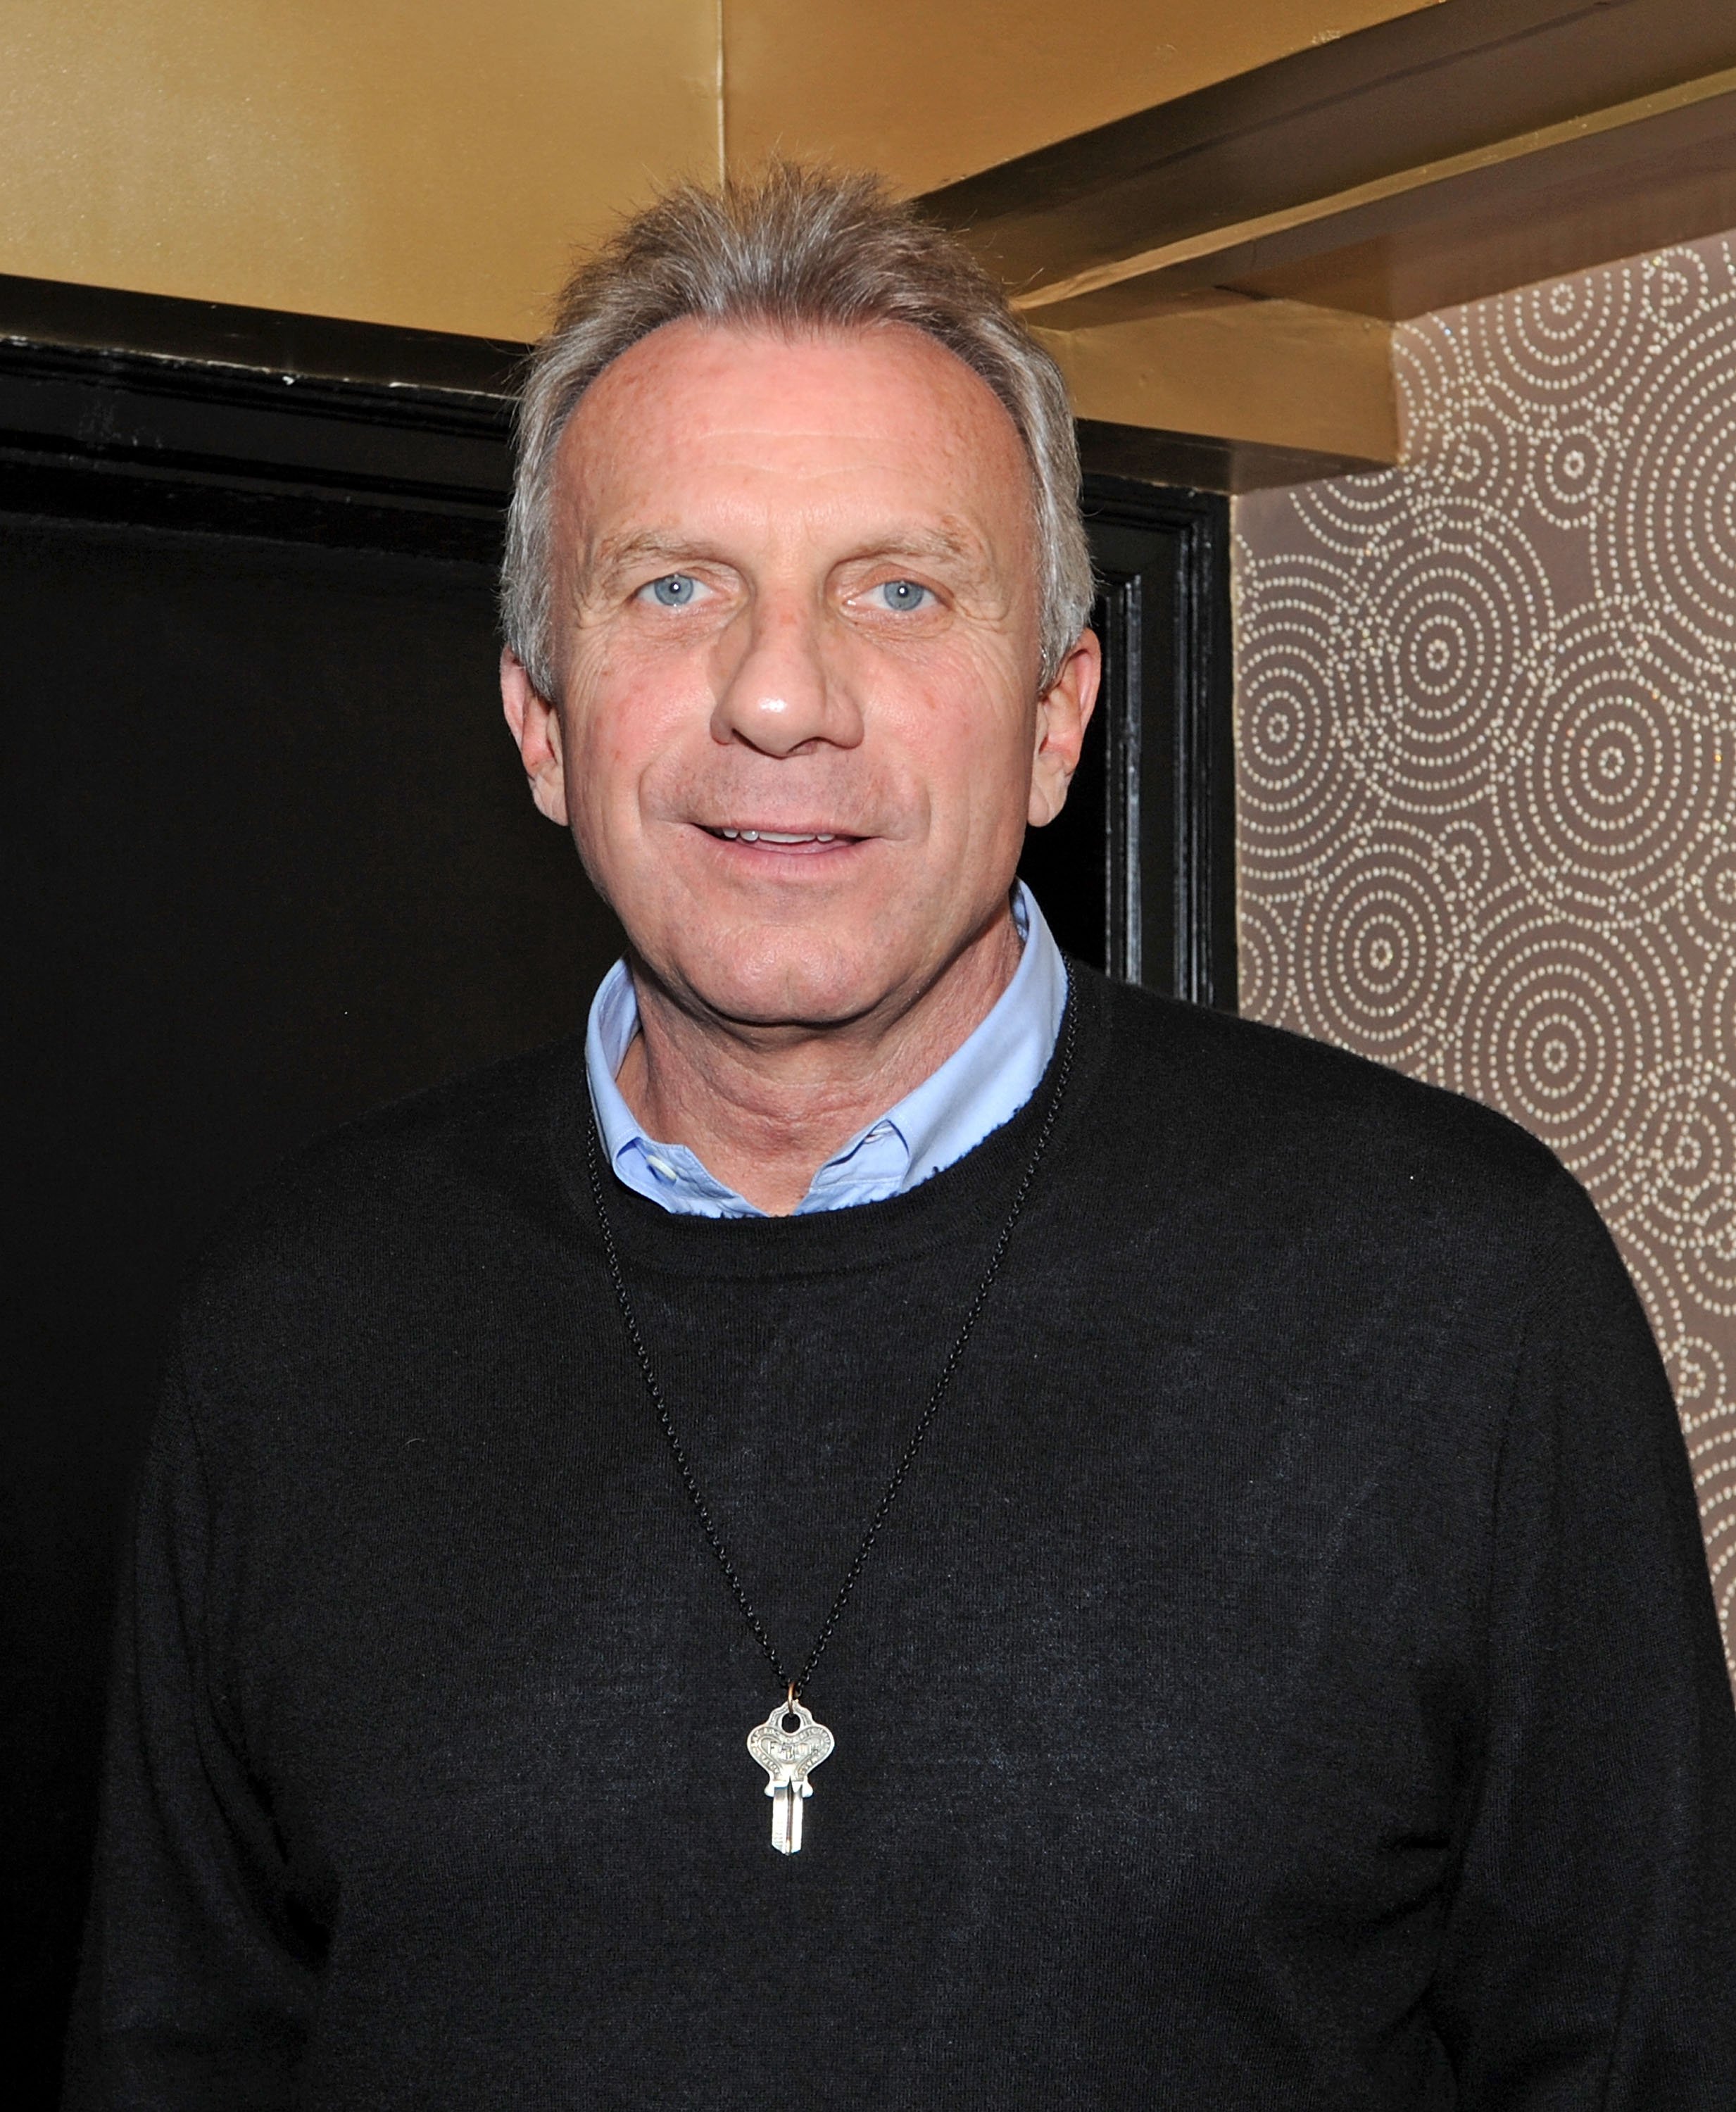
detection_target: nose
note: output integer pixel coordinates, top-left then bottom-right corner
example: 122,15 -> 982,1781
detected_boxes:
710,593 -> 863,757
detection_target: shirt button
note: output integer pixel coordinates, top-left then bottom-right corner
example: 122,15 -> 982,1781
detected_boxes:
646,1157 -> 677,1182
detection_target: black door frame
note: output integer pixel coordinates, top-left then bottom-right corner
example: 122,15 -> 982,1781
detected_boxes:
1083,474 -> 1235,1007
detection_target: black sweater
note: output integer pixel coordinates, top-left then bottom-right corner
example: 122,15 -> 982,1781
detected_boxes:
67,972 -> 1736,2108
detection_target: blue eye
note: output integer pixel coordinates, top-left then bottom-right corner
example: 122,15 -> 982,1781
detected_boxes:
647,574 -> 697,607
877,579 -> 929,612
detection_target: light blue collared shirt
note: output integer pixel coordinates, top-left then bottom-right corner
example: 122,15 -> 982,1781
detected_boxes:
584,882 -> 1067,1217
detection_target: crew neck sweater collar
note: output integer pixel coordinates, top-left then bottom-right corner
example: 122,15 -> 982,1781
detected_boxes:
551,966 -> 1111,1283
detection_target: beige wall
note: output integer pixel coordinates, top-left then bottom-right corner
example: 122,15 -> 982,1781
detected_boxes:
0,0 -> 722,339
0,0 -> 1440,339
1234,230 -> 1736,1671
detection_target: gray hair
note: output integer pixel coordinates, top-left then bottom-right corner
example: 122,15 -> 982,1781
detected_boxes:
501,163 -> 1093,696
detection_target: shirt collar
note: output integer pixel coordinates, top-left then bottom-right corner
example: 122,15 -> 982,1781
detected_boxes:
584,881 -> 1066,1218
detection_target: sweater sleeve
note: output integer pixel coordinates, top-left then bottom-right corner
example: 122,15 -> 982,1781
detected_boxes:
63,1369 -> 316,2110
1428,1167 -> 1736,2107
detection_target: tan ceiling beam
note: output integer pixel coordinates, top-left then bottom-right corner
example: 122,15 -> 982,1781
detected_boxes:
1033,295 -> 1397,479
1021,64 -> 1736,327
922,0 -> 1736,322
1236,111 -> 1736,320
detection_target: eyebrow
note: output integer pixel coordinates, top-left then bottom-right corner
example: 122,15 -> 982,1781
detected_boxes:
579,519 -> 996,594
579,529 -> 712,588
858,522 -> 990,573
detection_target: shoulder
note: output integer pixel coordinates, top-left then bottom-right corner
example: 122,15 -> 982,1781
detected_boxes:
1061,974 -> 1644,1483
249,1031 -> 579,1224
176,1035 -> 584,1369
1074,967 -> 1576,1259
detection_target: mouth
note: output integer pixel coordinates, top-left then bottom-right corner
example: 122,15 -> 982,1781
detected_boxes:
700,825 -> 862,851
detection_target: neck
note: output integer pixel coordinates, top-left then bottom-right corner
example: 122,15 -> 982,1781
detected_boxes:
613,909 -> 1025,1215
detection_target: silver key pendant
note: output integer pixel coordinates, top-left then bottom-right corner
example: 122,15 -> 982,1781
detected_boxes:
746,1694 -> 834,1854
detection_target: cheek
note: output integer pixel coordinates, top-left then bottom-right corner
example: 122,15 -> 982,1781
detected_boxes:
564,654 -> 703,817
891,650 -> 1036,831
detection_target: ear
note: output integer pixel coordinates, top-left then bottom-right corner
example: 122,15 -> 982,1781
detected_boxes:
1027,628 -> 1102,827
501,648 -> 571,826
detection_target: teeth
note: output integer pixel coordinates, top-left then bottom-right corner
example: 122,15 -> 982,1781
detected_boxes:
717,829 -> 841,844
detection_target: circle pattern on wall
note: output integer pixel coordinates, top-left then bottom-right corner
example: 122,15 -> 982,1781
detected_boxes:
1236,234 -> 1736,1678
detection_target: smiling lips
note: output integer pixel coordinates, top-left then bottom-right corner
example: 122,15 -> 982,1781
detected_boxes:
706,826 -> 855,848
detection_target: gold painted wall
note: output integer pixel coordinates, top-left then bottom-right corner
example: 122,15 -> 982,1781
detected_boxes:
0,0 -> 1442,339
0,0 -> 722,339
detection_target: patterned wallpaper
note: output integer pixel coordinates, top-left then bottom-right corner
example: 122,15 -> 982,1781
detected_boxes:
1234,231 -> 1736,1675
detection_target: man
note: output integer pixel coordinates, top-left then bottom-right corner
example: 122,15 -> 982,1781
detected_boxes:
69,166 -> 1736,2108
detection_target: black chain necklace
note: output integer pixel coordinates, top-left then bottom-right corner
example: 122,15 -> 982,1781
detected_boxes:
581,974 -> 1076,1852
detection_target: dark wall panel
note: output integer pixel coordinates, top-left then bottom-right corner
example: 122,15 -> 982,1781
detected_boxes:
2,511 -> 620,2101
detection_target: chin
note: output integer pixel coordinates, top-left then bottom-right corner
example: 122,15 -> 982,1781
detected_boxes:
676,938 -> 905,1030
